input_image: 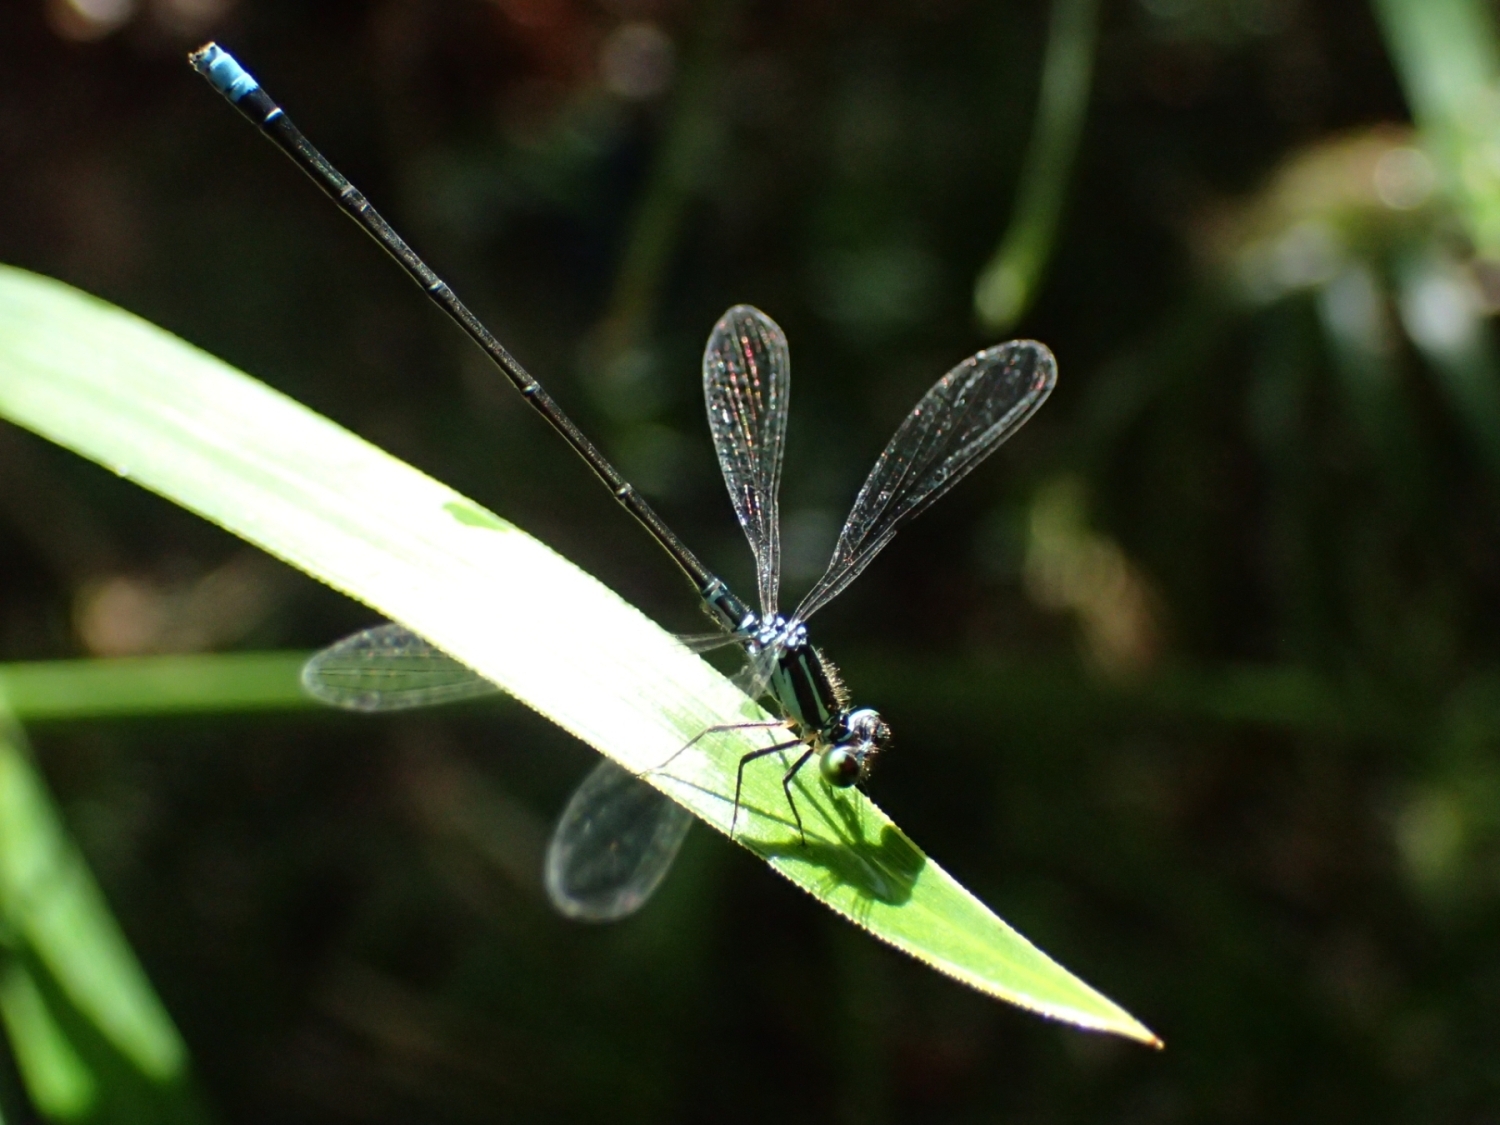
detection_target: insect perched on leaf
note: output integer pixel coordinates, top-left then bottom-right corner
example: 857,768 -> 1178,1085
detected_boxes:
306,306 -> 1053,920
190,43 -> 1054,924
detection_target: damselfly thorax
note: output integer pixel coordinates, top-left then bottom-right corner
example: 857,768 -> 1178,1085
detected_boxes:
668,611 -> 893,840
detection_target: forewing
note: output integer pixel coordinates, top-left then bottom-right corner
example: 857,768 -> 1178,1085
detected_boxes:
795,340 -> 1056,621
301,623 -> 500,711
544,758 -> 694,922
704,305 -> 790,617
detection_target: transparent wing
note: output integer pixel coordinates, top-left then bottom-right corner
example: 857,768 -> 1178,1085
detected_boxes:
795,340 -> 1056,621
678,634 -> 776,707
301,623 -> 500,711
704,305 -> 791,617
544,758 -> 693,922
730,645 -> 779,703
675,630 -> 746,654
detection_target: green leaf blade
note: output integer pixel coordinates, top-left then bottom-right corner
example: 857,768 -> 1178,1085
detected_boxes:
0,713 -> 187,1082
0,652 -> 311,719
0,264 -> 1157,1044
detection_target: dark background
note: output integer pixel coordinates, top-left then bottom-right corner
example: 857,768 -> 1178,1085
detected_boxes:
3,0 -> 1499,1120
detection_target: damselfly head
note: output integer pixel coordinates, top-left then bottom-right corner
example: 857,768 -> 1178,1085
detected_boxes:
820,707 -> 890,788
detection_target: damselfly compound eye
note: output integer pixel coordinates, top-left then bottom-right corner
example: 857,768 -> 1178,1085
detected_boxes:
820,744 -> 864,787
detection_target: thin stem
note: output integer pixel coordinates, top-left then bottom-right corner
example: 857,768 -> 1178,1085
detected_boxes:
974,0 -> 1100,332
594,0 -> 742,364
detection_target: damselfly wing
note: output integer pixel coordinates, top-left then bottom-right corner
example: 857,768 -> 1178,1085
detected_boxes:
304,308 -> 1053,921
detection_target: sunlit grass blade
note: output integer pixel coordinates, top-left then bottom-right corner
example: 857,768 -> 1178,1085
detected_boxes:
0,264 -> 1157,1044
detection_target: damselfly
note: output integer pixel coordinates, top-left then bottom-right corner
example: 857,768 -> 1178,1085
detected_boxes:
191,44 -> 1056,923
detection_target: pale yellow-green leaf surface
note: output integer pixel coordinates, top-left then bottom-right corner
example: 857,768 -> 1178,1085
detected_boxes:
0,265 -> 1157,1044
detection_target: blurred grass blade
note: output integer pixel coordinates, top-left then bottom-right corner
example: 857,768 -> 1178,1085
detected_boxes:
1372,0 -> 1500,260
975,0 -> 1099,332
0,702 -> 186,1085
0,957 -> 95,1120
0,652 -> 311,720
592,0 -> 741,365
0,264 -> 1156,1044
1395,253 -> 1500,479
1316,264 -> 1425,499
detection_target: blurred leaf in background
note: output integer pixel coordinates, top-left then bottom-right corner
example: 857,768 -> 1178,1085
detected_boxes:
975,0 -> 1101,333
0,699 -> 202,1122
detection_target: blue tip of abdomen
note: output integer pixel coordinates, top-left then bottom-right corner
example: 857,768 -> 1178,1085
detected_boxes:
189,42 -> 260,102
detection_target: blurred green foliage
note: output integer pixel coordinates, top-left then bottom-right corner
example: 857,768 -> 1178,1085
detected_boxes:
975,0 -> 1099,331
4,0 -> 1500,1120
0,706 -> 200,1122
